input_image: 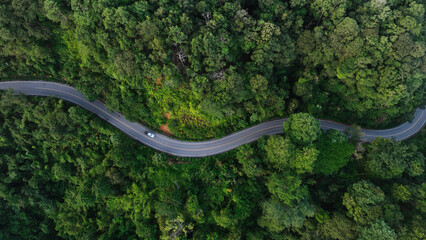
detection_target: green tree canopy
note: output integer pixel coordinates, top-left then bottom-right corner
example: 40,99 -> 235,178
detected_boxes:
266,172 -> 308,206
343,180 -> 385,224
258,198 -> 315,232
321,213 -> 356,240
283,113 -> 321,145
315,130 -> 354,175
264,135 -> 295,171
358,220 -> 397,240
366,138 -> 425,179
291,145 -> 319,174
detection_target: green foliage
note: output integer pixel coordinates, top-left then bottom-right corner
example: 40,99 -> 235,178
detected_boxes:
0,0 -> 424,137
186,194 -> 205,223
397,215 -> 426,240
283,113 -> 321,145
337,57 -> 356,79
0,0 -> 425,239
321,213 -> 356,240
161,215 -> 193,240
391,184 -> 412,202
264,135 -> 295,171
358,220 -> 397,240
266,172 -> 308,206
297,0 -> 425,126
250,74 -> 268,93
0,81 -> 425,239
236,144 -> 265,178
293,78 -> 313,100
343,181 -> 385,224
292,145 -> 319,174
315,130 -> 355,175
258,198 -> 314,232
366,138 -> 425,179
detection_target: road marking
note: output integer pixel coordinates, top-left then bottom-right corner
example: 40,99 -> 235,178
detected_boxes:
39,85 -> 425,143
5,81 -> 286,144
363,110 -> 424,138
35,87 -> 282,152
1,81 -> 424,155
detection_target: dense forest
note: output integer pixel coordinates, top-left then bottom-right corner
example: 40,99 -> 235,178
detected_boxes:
0,0 -> 425,239
0,0 -> 424,139
0,91 -> 425,239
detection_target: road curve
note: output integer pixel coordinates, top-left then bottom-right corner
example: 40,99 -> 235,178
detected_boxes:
1,81 -> 425,157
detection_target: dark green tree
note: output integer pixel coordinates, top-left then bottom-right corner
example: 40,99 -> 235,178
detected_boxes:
366,138 -> 425,179
258,198 -> 314,232
358,220 -> 397,240
315,130 -> 354,175
321,213 -> 356,240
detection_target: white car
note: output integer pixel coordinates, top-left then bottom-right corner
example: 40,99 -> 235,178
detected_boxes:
145,131 -> 156,138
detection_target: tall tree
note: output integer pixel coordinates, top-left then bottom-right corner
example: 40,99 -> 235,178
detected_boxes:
358,220 -> 397,240
283,113 -> 321,145
315,130 -> 354,175
365,138 -> 425,179
343,180 -> 385,225
258,198 -> 314,232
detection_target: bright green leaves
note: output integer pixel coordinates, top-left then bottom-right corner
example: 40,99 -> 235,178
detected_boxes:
1,0 -> 425,239
249,74 -> 268,93
265,133 -> 319,174
310,0 -> 348,21
259,112 -> 327,234
343,181 -> 385,224
265,135 -> 295,171
162,215 -> 194,240
391,184 -> 412,202
258,198 -> 288,232
366,138 -> 408,179
283,113 -> 321,145
259,22 -> 281,44
261,113 -> 322,233
186,194 -> 205,223
107,183 -> 152,220
212,208 -> 236,229
293,146 -> 319,174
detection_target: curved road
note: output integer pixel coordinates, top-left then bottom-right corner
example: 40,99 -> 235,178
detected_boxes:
1,81 -> 425,157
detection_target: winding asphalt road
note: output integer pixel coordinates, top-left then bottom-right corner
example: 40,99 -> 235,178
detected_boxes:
1,81 -> 425,157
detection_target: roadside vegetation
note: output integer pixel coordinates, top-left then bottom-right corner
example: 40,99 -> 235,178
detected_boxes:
0,0 -> 424,139
0,0 -> 425,239
0,92 -> 424,239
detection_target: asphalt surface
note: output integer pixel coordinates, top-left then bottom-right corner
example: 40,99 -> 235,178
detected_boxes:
1,81 -> 425,157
